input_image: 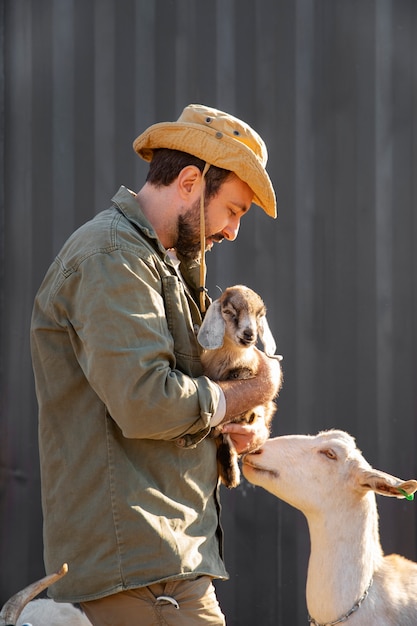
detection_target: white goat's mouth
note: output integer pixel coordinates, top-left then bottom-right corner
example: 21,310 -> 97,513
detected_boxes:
242,459 -> 279,479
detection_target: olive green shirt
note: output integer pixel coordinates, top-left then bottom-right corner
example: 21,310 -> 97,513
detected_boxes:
30,186 -> 228,602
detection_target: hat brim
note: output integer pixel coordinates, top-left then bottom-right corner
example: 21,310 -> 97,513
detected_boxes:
133,121 -> 277,218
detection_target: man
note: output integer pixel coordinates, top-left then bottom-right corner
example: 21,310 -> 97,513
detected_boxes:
31,104 -> 281,625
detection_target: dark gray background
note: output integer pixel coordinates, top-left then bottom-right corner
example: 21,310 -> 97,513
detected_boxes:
1,1 -> 416,624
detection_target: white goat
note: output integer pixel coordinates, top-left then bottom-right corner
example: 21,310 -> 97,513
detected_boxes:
198,285 -> 282,488
16,599 -> 91,626
0,563 -> 92,626
242,430 -> 417,625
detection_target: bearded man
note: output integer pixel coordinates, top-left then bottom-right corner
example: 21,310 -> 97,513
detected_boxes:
31,104 -> 281,626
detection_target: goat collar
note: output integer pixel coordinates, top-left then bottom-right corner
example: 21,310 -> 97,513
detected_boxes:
307,578 -> 373,626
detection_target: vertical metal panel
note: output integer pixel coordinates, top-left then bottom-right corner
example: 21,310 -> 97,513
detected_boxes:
1,0 -> 44,600
375,0 -> 393,461
52,0 -> 76,250
1,1 -> 417,624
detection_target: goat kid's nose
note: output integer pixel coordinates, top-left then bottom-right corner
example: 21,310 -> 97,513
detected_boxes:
243,329 -> 255,342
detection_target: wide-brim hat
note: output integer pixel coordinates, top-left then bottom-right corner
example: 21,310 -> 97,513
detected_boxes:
133,104 -> 277,218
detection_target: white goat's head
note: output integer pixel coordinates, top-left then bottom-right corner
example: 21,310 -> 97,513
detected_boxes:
242,430 -> 417,514
197,285 -> 276,356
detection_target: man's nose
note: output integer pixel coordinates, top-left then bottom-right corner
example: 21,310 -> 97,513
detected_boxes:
222,218 -> 240,241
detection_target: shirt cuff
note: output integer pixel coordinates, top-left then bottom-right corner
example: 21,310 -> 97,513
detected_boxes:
210,384 -> 226,427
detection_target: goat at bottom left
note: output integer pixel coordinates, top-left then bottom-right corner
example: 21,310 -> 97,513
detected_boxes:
0,564 -> 92,626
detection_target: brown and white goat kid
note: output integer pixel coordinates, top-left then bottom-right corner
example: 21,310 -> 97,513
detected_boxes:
243,430 -> 417,625
198,285 -> 282,488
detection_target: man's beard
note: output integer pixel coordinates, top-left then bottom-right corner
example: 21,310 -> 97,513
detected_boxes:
175,200 -> 224,261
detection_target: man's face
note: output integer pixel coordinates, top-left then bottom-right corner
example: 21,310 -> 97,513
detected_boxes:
176,176 -> 253,261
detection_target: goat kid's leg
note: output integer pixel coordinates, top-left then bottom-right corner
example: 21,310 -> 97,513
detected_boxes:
215,403 -> 276,488
217,434 -> 241,489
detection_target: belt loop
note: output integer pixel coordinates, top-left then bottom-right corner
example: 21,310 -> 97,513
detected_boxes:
155,595 -> 180,609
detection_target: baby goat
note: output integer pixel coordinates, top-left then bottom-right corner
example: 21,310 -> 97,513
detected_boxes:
243,430 -> 417,625
198,285 -> 282,488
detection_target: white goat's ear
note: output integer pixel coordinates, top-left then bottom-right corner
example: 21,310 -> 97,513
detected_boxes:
359,469 -> 417,499
258,316 -> 277,357
197,300 -> 225,349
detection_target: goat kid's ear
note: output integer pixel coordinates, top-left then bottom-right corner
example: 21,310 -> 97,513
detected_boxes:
197,300 -> 225,350
258,316 -> 277,357
359,469 -> 417,499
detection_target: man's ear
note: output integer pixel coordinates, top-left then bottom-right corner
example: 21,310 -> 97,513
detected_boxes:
177,165 -> 203,200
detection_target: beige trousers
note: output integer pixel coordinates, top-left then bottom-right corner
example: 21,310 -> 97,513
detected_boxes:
80,576 -> 226,626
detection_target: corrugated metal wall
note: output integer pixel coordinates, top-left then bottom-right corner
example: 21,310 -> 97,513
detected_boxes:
1,1 -> 416,624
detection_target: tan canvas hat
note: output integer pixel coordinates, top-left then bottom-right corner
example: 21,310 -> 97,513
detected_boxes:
133,104 -> 277,219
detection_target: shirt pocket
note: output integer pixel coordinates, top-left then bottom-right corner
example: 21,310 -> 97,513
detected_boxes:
161,275 -> 203,375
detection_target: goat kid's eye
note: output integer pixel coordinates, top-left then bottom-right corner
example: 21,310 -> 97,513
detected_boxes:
223,308 -> 237,320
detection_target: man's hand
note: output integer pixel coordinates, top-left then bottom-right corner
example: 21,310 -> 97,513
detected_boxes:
220,419 -> 270,455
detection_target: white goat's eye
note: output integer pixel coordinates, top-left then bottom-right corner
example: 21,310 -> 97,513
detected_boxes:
320,448 -> 337,460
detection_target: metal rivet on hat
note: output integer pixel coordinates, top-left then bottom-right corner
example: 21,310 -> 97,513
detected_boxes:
233,130 -> 240,136
205,117 -> 212,123
215,131 -> 223,139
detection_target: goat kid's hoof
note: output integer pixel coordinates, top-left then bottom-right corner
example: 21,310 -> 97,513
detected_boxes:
220,466 -> 241,489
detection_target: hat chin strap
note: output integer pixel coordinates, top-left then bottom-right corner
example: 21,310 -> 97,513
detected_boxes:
199,162 -> 211,313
